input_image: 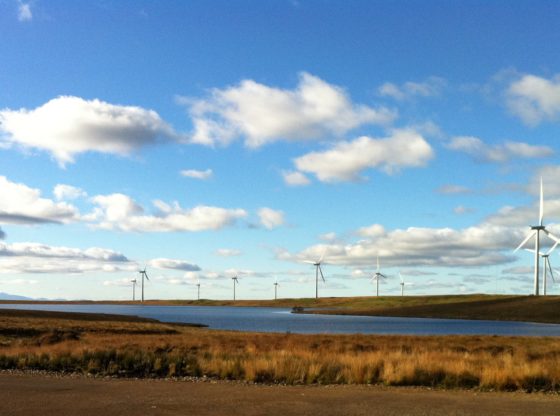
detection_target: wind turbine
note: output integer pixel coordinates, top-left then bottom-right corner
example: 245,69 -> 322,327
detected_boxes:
130,279 -> 137,301
273,278 -> 279,300
371,256 -> 386,297
196,279 -> 201,301
305,252 -> 325,299
514,178 -> 560,295
138,267 -> 150,303
399,272 -> 405,296
232,276 -> 239,301
525,247 -> 559,296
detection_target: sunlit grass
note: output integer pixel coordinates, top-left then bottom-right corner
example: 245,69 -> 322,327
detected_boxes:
1,310 -> 560,391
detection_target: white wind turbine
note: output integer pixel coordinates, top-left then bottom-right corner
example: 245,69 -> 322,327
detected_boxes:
273,278 -> 279,300
196,279 -> 201,301
399,272 -> 405,296
524,248 -> 559,296
305,252 -> 326,299
514,178 -> 560,295
371,256 -> 386,297
130,279 -> 137,301
232,276 -> 239,301
138,267 -> 150,303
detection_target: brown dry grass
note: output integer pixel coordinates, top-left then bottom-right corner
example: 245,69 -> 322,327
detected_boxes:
1,309 -> 560,392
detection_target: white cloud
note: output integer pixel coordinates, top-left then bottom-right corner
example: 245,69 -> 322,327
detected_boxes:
293,129 -> 434,182
436,184 -> 472,195
378,77 -> 446,101
0,176 -> 79,224
180,169 -> 213,180
89,193 -> 247,232
148,258 -> 201,271
506,74 -> 560,125
454,205 -> 475,215
258,207 -> 285,229
0,242 -> 132,274
17,2 -> 32,22
53,184 -> 87,201
281,223 -> 522,268
0,96 -> 176,166
181,72 -> 397,147
282,170 -> 311,186
215,248 -> 242,257
357,224 -> 386,238
447,136 -> 553,163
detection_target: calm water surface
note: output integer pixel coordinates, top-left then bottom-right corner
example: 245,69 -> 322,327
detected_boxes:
2,303 -> 560,336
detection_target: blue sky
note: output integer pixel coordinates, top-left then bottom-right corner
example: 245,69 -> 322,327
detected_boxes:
1,0 -> 560,300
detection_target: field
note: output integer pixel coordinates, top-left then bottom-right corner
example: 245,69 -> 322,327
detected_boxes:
1,308 -> 560,392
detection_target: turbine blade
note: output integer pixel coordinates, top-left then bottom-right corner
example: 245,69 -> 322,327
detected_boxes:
303,260 -> 316,264
547,258 -> 555,282
399,272 -> 403,283
514,231 -> 536,252
145,272 -> 150,281
543,229 -> 560,243
319,265 -> 325,282
540,177 -> 544,226
318,248 -> 326,264
546,240 -> 560,255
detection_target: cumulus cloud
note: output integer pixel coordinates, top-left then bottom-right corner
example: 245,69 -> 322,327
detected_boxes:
282,170 -> 311,186
0,96 -> 176,166
436,184 -> 472,195
506,74 -> 560,125
89,193 -> 247,232
447,136 -> 553,163
148,258 -> 201,271
0,176 -> 79,225
180,169 -> 213,180
293,129 -> 434,182
281,223 -> 522,268
356,224 -> 386,238
215,248 -> 242,257
53,184 -> 87,201
378,77 -> 446,101
0,242 -> 131,274
17,1 -> 32,21
258,207 -> 285,229
181,72 -> 397,147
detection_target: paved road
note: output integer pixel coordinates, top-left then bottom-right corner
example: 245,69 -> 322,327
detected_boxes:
1,373 -> 559,416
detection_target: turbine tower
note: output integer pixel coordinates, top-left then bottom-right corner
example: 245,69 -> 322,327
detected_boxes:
371,256 -> 386,297
196,280 -> 201,301
305,252 -> 325,299
273,278 -> 279,300
232,276 -> 239,301
130,278 -> 137,301
138,267 -> 150,303
399,272 -> 405,296
514,178 -> 560,295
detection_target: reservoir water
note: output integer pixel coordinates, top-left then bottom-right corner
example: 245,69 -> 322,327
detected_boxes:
1,303 -> 560,336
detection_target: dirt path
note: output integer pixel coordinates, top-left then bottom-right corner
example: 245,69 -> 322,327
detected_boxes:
1,373 -> 559,416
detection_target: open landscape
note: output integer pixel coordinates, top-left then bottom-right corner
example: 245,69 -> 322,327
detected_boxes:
1,306 -> 560,392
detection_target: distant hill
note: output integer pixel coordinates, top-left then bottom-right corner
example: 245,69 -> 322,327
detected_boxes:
0,292 -> 35,301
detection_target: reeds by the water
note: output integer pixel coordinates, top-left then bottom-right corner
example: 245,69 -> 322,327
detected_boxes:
1,312 -> 559,391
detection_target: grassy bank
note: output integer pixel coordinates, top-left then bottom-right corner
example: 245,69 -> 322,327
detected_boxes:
3,294 -> 560,323
1,309 -> 560,392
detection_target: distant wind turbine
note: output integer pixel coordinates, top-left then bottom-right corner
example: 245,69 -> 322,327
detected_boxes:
232,276 -> 239,301
304,251 -> 326,299
130,278 -> 137,301
273,278 -> 279,300
514,178 -> 560,295
196,279 -> 201,301
371,256 -> 386,297
525,248 -> 559,296
138,267 -> 150,303
399,272 -> 405,296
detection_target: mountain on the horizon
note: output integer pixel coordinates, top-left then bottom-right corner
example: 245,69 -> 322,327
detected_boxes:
0,292 -> 35,301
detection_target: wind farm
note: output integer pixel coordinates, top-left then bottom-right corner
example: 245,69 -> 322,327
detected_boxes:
2,1 -> 560,414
